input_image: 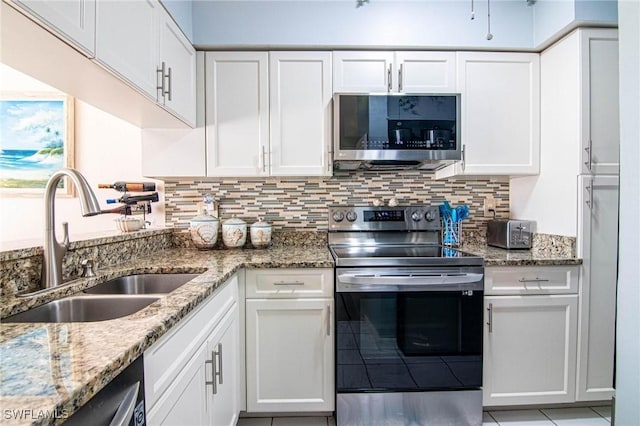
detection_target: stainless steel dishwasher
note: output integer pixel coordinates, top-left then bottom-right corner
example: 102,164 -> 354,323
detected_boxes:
65,356 -> 145,426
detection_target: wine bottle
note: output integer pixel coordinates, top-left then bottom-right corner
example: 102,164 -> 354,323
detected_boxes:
106,192 -> 159,205
98,182 -> 156,192
101,205 -> 132,215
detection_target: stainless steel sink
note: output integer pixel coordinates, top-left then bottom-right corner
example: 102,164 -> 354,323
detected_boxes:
4,295 -> 161,323
84,273 -> 199,295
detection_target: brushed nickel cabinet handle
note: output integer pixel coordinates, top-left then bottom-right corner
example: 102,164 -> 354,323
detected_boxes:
205,351 -> 217,395
585,177 -> 594,209
165,66 -> 172,101
387,63 -> 393,92
584,139 -> 593,171
156,62 -> 166,99
216,343 -> 223,385
518,278 -> 550,283
326,304 -> 331,336
261,145 -> 267,173
487,303 -> 493,333
398,63 -> 403,92
273,281 -> 304,286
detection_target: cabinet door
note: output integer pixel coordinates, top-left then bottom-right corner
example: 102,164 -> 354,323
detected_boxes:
246,298 -> 334,412
205,52 -> 269,177
581,30 -> 619,175
11,0 -> 96,56
95,0 -> 159,99
146,341 -> 209,426
483,295 -> 578,406
438,52 -> 540,178
158,10 -> 196,126
142,53 -> 206,177
333,51 -> 394,93
269,52 -> 332,176
208,306 -> 241,426
395,52 -> 456,93
576,175 -> 618,401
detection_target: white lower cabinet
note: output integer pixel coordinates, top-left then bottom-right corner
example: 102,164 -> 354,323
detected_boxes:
147,341 -> 209,425
245,269 -> 335,413
145,274 -> 240,426
483,266 -> 580,407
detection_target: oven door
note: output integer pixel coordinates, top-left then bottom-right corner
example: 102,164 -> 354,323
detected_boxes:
335,267 -> 483,394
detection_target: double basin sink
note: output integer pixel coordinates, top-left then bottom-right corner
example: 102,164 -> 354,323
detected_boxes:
5,273 -> 199,323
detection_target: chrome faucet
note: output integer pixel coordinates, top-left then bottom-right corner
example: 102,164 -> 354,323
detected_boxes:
43,168 -> 103,288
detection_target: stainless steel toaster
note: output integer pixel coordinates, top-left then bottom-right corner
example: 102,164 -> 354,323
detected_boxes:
487,220 -> 536,249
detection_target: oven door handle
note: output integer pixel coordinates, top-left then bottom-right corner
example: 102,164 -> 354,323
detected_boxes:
337,272 -> 484,291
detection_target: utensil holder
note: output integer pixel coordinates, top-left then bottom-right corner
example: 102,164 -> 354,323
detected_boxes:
442,218 -> 462,247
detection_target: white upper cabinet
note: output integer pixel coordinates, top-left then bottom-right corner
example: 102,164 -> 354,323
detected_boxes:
205,52 -> 270,177
333,51 -> 456,93
95,0 -> 159,100
158,10 -> 196,125
10,0 -> 96,56
95,0 -> 195,126
333,51 -> 394,93
269,52 -> 333,176
436,52 -> 540,178
581,29 -> 619,175
394,52 -> 457,93
206,51 -> 332,177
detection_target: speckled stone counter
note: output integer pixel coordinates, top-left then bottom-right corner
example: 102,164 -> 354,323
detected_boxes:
0,246 -> 334,425
462,244 -> 582,266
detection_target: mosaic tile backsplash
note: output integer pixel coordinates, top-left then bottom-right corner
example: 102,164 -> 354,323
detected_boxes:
164,171 -> 511,234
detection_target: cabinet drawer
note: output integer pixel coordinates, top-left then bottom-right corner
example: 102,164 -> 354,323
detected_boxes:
144,274 -> 238,410
485,266 -> 579,295
245,268 -> 333,299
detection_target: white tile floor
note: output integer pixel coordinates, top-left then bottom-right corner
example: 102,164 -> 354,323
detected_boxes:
237,406 -> 612,425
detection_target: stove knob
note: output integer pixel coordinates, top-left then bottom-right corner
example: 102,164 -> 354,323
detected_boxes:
332,211 -> 344,222
346,211 -> 358,222
425,210 -> 435,222
411,211 -> 423,222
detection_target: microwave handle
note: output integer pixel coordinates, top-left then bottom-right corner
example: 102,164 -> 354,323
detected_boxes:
461,144 -> 466,171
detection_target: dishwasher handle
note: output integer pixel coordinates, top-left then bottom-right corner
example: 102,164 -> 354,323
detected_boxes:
108,381 -> 140,426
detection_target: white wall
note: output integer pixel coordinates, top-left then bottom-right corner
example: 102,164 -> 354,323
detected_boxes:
0,66 -> 165,249
509,30 -> 581,237
574,0 -> 618,22
533,0 -> 576,47
161,0 -> 193,42
615,1 -> 640,424
192,0 -> 535,49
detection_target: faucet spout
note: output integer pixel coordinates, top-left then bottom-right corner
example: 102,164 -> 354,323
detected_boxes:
43,168 -> 102,289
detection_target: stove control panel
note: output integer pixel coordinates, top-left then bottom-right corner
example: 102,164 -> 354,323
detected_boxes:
329,205 -> 441,231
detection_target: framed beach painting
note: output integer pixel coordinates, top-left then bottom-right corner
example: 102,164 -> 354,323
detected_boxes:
0,93 -> 75,196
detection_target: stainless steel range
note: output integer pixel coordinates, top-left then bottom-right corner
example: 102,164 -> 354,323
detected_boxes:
329,205 -> 484,426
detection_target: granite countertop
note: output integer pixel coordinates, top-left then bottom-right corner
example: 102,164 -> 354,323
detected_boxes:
463,244 -> 582,266
0,246 -> 334,426
0,240 -> 581,425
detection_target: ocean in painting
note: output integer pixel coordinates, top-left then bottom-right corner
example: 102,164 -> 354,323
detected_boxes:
0,149 -> 64,188
0,99 -> 67,189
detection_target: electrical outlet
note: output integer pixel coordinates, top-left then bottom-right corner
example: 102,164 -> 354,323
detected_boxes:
484,197 -> 497,217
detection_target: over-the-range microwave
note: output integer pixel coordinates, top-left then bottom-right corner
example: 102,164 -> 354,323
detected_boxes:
333,93 -> 462,171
